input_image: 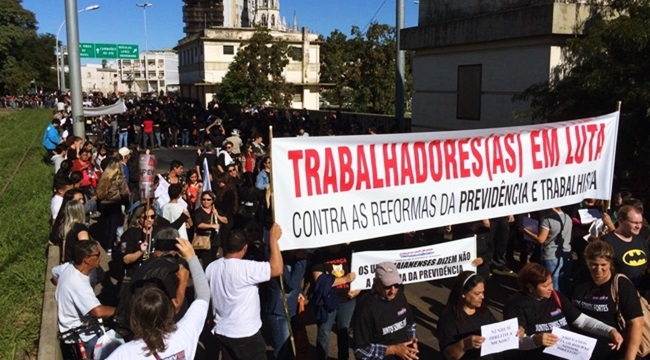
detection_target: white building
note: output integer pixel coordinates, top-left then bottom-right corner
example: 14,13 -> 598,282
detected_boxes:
402,0 -> 592,131
177,0 -> 321,109
80,63 -> 126,94
117,51 -> 179,94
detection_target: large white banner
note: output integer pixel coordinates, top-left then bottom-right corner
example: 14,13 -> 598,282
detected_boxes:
349,237 -> 477,290
272,112 -> 619,250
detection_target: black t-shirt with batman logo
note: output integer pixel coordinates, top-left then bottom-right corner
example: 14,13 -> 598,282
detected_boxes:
602,232 -> 649,289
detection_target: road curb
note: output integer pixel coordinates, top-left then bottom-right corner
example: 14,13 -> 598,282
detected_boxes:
37,245 -> 62,360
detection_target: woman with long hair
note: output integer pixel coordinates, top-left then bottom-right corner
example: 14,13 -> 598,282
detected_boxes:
96,160 -> 130,254
183,169 -> 202,211
504,263 -> 623,359
192,190 -> 225,266
106,238 -> 209,360
50,188 -> 86,245
438,271 -> 500,360
120,205 -> 157,278
571,240 -> 644,360
59,199 -> 90,263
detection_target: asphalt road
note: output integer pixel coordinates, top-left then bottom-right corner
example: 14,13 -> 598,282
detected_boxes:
148,147 -> 520,359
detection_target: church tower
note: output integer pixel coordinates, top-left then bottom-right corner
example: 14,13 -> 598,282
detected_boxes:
255,0 -> 285,31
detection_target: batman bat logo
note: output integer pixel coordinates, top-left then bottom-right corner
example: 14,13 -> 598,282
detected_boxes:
622,249 -> 647,266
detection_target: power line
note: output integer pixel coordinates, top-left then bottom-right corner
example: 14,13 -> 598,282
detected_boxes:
362,0 -> 388,33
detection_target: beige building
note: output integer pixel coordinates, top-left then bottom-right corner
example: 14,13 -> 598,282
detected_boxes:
118,51 -> 179,94
176,0 -> 321,109
402,0 -> 592,131
80,64 -> 125,94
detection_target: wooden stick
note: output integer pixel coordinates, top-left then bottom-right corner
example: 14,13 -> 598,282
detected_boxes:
269,125 -> 297,358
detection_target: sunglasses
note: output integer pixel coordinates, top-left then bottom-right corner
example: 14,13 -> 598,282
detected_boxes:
143,214 -> 156,220
201,198 -> 213,201
383,284 -> 400,290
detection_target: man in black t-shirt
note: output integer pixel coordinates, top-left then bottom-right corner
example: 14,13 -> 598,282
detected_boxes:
601,205 -> 649,289
352,262 -> 418,360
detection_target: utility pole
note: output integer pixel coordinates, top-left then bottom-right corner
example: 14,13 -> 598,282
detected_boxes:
136,3 -> 153,93
64,0 -> 85,138
395,0 -> 405,132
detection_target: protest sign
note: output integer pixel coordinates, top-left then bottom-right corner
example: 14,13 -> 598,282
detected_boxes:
139,154 -> 156,199
349,237 -> 476,290
480,318 -> 519,356
272,112 -> 619,250
543,327 -> 597,360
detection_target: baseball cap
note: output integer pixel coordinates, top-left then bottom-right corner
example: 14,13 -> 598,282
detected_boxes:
375,262 -> 402,286
118,147 -> 131,157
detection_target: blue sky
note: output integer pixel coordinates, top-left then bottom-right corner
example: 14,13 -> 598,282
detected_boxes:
23,0 -> 418,64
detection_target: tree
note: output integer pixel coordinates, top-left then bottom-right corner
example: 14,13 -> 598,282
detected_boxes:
0,0 -> 56,93
319,23 -> 413,115
218,27 -> 292,107
514,0 -> 650,177
320,30 -> 354,108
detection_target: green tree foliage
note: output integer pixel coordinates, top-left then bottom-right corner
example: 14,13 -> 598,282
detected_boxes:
320,22 -> 413,115
218,27 -> 292,107
0,0 -> 57,93
514,0 -> 650,176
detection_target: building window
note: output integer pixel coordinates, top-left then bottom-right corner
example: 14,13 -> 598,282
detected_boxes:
290,46 -> 302,61
223,45 -> 235,55
271,15 -> 275,26
457,65 -> 482,121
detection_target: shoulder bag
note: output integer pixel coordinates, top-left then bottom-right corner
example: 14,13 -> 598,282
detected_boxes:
611,273 -> 650,357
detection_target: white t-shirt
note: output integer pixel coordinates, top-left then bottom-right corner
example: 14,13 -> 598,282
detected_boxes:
161,202 -> 188,240
205,258 -> 271,338
51,194 -> 64,221
55,265 -> 102,343
106,299 -> 209,360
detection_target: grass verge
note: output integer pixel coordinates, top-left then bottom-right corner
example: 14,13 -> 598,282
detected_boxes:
0,109 -> 53,359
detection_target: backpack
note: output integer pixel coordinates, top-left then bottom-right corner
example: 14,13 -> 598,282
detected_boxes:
611,273 -> 650,357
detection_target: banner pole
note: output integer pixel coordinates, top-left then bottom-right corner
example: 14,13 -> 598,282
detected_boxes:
269,125 -> 298,358
605,101 -> 622,212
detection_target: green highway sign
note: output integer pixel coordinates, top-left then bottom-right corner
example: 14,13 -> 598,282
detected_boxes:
79,43 -> 140,59
79,43 -> 95,58
117,44 -> 139,59
95,43 -> 118,59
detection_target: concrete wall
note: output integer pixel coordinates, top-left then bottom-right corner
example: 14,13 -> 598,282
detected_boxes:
403,1 -> 593,130
411,44 -> 561,130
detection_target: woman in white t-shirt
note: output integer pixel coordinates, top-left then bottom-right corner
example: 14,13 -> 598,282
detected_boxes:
107,238 -> 209,360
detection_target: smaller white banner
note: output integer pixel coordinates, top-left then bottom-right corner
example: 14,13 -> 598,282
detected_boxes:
349,237 -> 476,290
542,327 -> 597,360
578,208 -> 602,224
480,318 -> 520,356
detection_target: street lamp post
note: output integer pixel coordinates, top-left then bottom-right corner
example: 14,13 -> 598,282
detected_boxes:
56,4 -> 99,92
136,3 -> 153,93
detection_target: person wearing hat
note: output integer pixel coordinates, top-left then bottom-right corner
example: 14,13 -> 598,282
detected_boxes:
352,261 -> 418,360
118,147 -> 131,184
225,128 -> 243,155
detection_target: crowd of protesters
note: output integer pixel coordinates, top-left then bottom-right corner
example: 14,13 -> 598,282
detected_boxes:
42,94 -> 650,360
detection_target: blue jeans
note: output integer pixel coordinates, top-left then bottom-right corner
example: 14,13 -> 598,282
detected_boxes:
118,131 -> 128,148
181,129 -> 190,146
266,314 -> 295,359
542,256 -> 572,294
316,299 -> 356,360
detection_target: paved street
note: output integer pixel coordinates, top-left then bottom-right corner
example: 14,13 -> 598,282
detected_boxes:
145,147 -> 520,359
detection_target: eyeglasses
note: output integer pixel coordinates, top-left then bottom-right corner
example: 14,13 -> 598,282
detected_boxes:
228,169 -> 237,173
89,252 -> 101,258
201,198 -> 213,201
383,284 -> 400,290
143,214 -> 156,220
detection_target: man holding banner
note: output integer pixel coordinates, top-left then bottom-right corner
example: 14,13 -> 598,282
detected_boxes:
352,262 -> 418,360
